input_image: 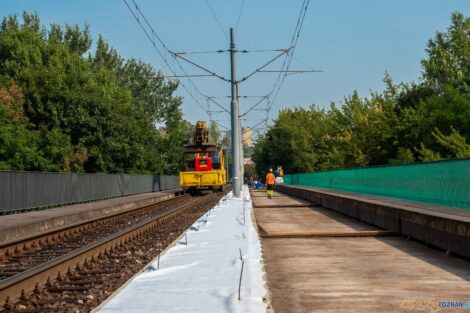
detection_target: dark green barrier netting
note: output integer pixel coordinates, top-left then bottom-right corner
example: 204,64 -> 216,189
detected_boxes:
283,158 -> 470,210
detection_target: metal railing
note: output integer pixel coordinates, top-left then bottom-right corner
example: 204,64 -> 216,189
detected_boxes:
0,171 -> 180,214
283,158 -> 470,209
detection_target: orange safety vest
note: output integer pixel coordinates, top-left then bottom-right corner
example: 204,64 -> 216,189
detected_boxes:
266,172 -> 275,185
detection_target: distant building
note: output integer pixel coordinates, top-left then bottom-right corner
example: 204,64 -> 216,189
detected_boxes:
242,127 -> 253,147
244,157 -> 255,165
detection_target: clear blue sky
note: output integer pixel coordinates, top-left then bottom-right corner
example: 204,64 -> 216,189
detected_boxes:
1,0 -> 469,133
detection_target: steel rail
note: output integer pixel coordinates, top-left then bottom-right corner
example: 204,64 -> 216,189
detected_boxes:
0,194 -> 212,305
0,194 -> 190,258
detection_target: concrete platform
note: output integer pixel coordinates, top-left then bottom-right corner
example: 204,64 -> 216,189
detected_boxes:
0,191 -> 176,244
251,191 -> 312,208
276,184 -> 470,259
250,190 -> 288,198
251,189 -> 470,313
263,237 -> 470,313
254,202 -> 379,235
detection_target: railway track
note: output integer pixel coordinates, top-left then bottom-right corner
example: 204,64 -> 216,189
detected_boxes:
0,195 -> 192,279
0,191 -> 226,312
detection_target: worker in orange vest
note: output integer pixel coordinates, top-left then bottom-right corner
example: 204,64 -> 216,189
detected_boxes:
266,168 -> 276,199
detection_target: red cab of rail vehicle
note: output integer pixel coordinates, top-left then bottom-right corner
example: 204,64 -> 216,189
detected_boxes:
194,157 -> 213,171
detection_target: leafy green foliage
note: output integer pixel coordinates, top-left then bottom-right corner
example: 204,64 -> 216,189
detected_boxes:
0,12 -> 185,174
253,12 -> 470,175
422,12 -> 470,94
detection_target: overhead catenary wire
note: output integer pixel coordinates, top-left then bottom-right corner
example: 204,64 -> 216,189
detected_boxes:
244,118 -> 268,132
206,96 -> 230,113
265,1 -> 307,100
212,120 -> 231,131
267,0 -> 310,111
239,95 -> 268,117
173,50 -> 228,55
293,55 -> 315,70
264,0 -> 311,128
166,74 -> 216,78
123,0 -> 171,75
237,48 -> 288,53
129,0 -> 215,96
125,0 -> 238,129
205,95 -> 267,98
130,0 -> 292,130
130,0 -> 171,52
222,0 -> 311,128
125,0 -> 312,135
245,127 -> 265,133
171,53 -> 231,82
237,48 -> 291,83
205,0 -> 229,41
235,0 -> 246,32
166,40 -> 292,133
132,2 -> 229,126
127,0 -> 248,132
123,0 -> 212,119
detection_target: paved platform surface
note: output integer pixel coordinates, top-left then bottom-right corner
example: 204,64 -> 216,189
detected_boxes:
250,190 -> 311,208
277,184 -> 470,259
252,190 -> 470,313
0,191 -> 175,243
253,194 -> 379,235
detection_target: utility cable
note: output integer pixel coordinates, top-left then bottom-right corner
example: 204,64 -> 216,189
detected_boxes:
239,95 -> 268,117
124,0 -> 212,119
126,0 -> 311,134
129,0 -> 230,125
293,55 -> 314,69
235,0 -> 246,32
264,0 -> 310,128
237,48 -> 288,53
173,50 -> 228,55
128,0 -> 233,131
205,0 -> 229,41
267,0 -> 308,102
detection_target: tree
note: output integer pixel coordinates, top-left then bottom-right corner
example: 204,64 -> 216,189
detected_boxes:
433,127 -> 470,158
0,85 -> 55,171
253,12 -> 469,175
208,121 -> 221,143
422,12 -> 470,95
0,13 -> 187,174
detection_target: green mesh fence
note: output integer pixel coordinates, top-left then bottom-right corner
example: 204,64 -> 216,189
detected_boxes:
283,158 -> 470,210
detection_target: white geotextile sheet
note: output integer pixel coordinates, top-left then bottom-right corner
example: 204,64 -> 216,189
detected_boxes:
98,186 -> 268,313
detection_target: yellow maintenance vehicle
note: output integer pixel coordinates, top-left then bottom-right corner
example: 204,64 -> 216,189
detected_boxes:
179,121 -> 227,193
